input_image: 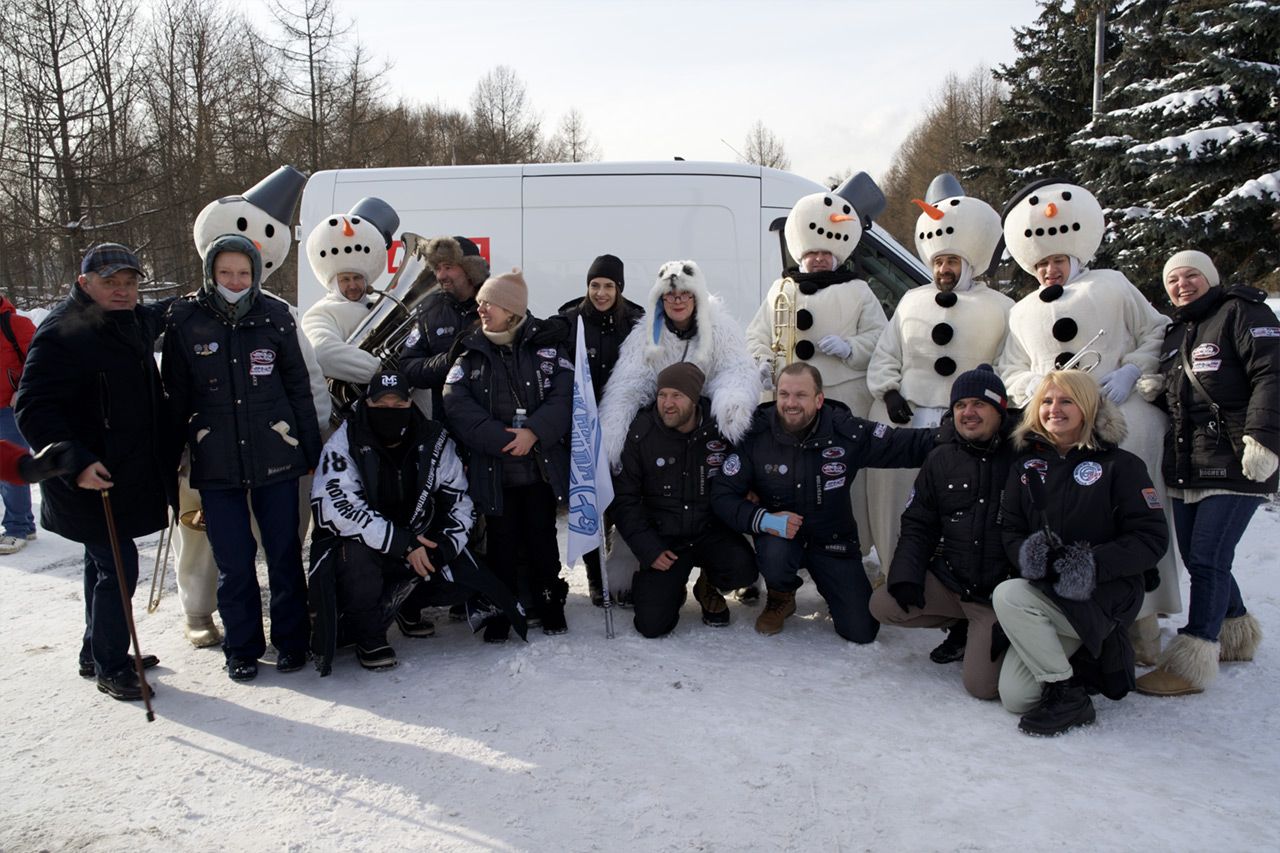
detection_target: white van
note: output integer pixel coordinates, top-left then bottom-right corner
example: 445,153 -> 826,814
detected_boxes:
295,160 -> 928,325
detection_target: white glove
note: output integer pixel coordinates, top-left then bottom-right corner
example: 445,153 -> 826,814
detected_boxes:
1241,435 -> 1279,483
1099,364 -> 1141,404
1135,373 -> 1165,403
757,360 -> 774,391
817,335 -> 853,361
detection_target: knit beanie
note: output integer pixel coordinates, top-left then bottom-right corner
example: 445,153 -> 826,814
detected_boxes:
477,268 -> 528,317
1162,250 -> 1219,287
587,254 -> 625,291
656,362 -> 706,402
949,363 -> 1008,412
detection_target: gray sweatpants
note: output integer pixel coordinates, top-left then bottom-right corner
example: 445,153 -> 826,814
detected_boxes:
991,579 -> 1083,714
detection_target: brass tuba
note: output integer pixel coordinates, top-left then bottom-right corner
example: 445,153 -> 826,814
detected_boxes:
770,277 -> 799,395
328,232 -> 440,419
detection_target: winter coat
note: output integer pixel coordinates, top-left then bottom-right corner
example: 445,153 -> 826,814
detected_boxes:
867,282 -> 1012,408
746,269 -> 886,411
599,272 -> 761,467
441,315 -> 572,516
1001,405 -> 1169,699
14,286 -> 176,543
1155,285 -> 1279,494
311,402 -> 474,568
163,289 -> 321,490
712,400 -> 936,548
548,295 -> 646,401
401,288 -> 479,412
0,296 -> 35,409
612,397 -> 734,567
888,414 -> 1018,603
300,291 -> 380,384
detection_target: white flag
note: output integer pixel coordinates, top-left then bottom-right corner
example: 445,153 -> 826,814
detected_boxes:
566,316 -> 613,568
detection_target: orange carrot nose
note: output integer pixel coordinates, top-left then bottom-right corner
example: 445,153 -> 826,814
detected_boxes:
342,218 -> 355,237
253,240 -> 263,250
912,199 -> 944,220
829,213 -> 855,223
1045,203 -> 1058,218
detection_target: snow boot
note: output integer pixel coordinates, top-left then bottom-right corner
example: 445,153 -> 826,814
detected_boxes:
1219,613 -> 1262,662
394,609 -> 436,639
693,571 -> 730,627
1136,633 -> 1218,696
584,550 -> 604,608
1017,680 -> 1095,736
1128,613 -> 1162,667
184,614 -> 223,649
930,621 -> 968,664
755,589 -> 796,636
539,578 -> 569,635
483,615 -> 511,643
356,643 -> 397,671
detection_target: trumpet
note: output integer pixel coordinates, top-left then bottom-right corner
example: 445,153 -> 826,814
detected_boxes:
770,277 -> 799,395
1058,329 -> 1106,373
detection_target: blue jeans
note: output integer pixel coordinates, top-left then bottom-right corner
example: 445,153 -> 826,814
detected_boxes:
80,538 -> 140,676
1172,495 -> 1263,643
0,406 -> 35,537
201,479 -> 310,661
755,534 -> 878,643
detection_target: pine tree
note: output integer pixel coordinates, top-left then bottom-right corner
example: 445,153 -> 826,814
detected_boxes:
1073,0 -> 1280,297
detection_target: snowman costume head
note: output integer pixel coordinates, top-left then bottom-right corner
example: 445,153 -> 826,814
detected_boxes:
784,192 -> 863,269
192,165 -> 307,281
1002,179 -> 1105,284
912,174 -> 1002,291
305,196 -> 400,299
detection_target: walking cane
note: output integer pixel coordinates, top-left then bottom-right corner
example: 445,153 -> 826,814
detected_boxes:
147,512 -> 176,613
101,490 -> 156,722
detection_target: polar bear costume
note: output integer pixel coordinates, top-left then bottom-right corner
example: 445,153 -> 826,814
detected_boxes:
995,179 -> 1180,620
866,177 -> 1012,571
745,191 -> 886,556
300,197 -> 400,384
599,260 -> 761,468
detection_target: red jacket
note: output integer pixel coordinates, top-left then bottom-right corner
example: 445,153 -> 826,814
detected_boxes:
1,296 -> 36,408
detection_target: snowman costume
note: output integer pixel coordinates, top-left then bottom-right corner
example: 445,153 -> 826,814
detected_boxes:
995,179 -> 1180,617
599,260 -> 761,468
866,177 -> 1012,571
179,166 -> 328,644
300,197 -> 400,385
745,191 -> 885,556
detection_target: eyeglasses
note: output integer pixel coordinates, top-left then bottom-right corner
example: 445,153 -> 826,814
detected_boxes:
662,292 -> 693,304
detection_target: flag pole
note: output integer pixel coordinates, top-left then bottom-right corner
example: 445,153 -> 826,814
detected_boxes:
598,525 -> 614,639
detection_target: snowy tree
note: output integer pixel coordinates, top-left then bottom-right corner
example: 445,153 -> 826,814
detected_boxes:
1072,0 -> 1280,295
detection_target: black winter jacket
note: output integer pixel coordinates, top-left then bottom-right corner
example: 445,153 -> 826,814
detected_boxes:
401,289 -> 478,412
441,315 -> 572,516
889,415 -> 1018,603
163,290 -> 321,489
613,397 -> 734,567
15,287 -> 176,543
545,296 -> 645,402
1001,428 -> 1168,699
712,401 -> 936,548
1155,285 -> 1279,494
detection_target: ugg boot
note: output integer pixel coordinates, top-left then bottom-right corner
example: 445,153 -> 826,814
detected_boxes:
1135,633 -> 1219,697
755,589 -> 796,636
184,614 -> 222,649
1219,613 -> 1263,662
1129,614 -> 1162,667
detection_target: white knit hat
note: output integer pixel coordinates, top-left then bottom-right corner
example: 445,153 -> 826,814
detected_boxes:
1162,250 -> 1220,287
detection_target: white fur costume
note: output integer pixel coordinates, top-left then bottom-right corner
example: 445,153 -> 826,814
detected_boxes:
996,180 -> 1180,615
599,260 -> 762,468
865,187 -> 1013,570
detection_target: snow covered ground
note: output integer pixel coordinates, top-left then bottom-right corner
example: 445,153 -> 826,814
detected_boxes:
2,493 -> 1278,852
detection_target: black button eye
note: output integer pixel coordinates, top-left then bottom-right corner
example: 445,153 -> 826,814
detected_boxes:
1029,196 -> 1039,206
236,217 -> 248,231
265,224 -> 275,238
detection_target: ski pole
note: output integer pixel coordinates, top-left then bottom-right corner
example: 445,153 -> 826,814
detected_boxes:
101,490 -> 155,722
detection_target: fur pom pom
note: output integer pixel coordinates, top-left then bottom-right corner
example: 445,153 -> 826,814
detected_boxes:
1018,531 -> 1052,580
1052,542 -> 1096,602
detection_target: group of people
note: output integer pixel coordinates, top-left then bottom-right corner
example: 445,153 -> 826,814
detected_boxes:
6,168 -> 1275,739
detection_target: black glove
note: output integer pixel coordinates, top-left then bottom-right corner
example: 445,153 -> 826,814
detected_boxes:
889,581 -> 926,613
1051,543 -> 1096,602
883,389 -> 914,425
1017,530 -> 1062,582
17,441 -> 76,484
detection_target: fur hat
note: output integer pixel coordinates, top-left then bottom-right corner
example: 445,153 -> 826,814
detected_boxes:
784,192 -> 863,266
306,199 -> 394,294
477,268 -> 528,317
913,187 -> 1002,274
1002,179 -> 1105,275
656,362 -> 705,402
949,363 -> 1008,413
587,254 -> 625,290
646,260 -> 715,366
1163,250 -> 1219,287
426,235 -> 489,287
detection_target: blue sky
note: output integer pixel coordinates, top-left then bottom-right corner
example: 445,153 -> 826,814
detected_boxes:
245,0 -> 1047,183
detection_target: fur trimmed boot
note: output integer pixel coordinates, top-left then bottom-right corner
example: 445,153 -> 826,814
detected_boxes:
1135,633 -> 1219,697
1128,614 -> 1162,667
1219,613 -> 1262,662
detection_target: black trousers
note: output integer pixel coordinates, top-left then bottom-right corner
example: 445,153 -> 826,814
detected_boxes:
631,527 -> 758,638
334,541 -> 469,646
485,481 -> 562,602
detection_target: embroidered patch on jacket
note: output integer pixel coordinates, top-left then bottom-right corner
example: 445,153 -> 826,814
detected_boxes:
706,439 -> 727,452
822,447 -> 845,459
1073,461 -> 1103,486
822,462 -> 847,477
824,476 -> 846,490
1141,488 -> 1163,509
558,357 -> 573,370
1192,343 -> 1220,359
404,327 -> 421,348
193,342 -> 219,356
250,348 -> 275,365
706,453 -> 724,467
537,347 -> 557,358
722,454 -> 741,476
1250,327 -> 1280,338
445,365 -> 464,384
873,423 -> 888,438
1191,359 -> 1221,373
250,364 -> 273,377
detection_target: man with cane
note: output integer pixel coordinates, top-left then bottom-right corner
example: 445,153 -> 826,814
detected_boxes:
16,244 -> 175,704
